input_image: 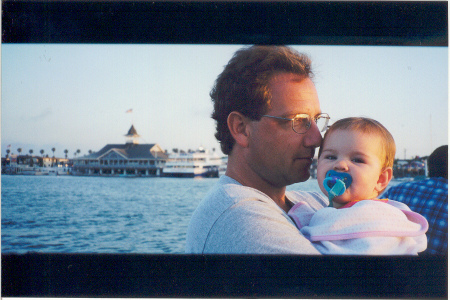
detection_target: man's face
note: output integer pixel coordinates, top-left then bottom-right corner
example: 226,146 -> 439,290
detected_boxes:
245,73 -> 323,188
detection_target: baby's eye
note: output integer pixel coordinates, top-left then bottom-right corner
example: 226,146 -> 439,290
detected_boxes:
352,158 -> 365,163
325,155 -> 337,160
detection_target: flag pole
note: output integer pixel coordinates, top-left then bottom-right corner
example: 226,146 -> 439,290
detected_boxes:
126,109 -> 133,125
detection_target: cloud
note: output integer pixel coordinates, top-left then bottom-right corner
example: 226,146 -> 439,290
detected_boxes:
27,108 -> 53,122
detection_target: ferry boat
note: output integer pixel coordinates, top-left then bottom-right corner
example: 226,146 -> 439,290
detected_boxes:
162,148 -> 224,178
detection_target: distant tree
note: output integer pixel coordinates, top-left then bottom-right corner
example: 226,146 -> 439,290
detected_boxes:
6,149 -> 10,158
17,148 -> 22,157
40,149 -> 45,157
172,148 -> 178,153
51,147 -> 56,157
77,149 -> 81,156
28,150 -> 34,167
64,149 -> 68,159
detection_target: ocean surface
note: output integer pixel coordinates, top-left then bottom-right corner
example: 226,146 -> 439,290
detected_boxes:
2,175 -> 325,254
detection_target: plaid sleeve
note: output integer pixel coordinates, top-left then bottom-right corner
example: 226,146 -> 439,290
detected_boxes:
382,178 -> 448,255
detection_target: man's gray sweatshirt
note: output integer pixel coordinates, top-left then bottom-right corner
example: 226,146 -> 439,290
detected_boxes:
185,175 -> 327,254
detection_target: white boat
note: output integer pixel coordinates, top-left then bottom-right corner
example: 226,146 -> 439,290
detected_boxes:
162,148 -> 224,178
219,156 -> 227,177
42,166 -> 71,176
47,169 -> 58,176
19,166 -> 48,175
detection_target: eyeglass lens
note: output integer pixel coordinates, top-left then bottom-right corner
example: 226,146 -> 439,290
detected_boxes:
293,115 -> 328,133
292,116 -> 311,133
315,116 -> 328,132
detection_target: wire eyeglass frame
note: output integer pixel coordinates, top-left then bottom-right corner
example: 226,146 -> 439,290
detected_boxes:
261,113 -> 330,134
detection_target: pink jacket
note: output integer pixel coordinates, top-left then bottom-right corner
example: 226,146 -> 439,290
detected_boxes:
288,199 -> 428,255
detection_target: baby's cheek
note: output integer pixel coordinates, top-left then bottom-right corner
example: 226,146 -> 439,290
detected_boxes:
316,174 -> 326,191
316,166 -> 326,182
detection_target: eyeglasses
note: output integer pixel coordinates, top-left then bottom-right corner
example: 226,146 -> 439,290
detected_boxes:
261,113 -> 330,134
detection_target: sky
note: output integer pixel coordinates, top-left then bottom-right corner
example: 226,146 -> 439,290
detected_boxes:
2,44 -> 448,160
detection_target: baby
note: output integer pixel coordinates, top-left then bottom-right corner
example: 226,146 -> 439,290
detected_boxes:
288,117 -> 428,255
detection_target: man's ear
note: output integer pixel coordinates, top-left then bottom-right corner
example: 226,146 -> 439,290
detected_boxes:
375,167 -> 393,193
227,111 -> 250,148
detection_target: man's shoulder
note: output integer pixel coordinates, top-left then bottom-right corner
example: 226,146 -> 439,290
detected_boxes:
201,175 -> 276,208
190,176 -> 280,226
209,176 -> 328,209
286,190 -> 328,209
386,177 -> 448,195
396,177 -> 447,187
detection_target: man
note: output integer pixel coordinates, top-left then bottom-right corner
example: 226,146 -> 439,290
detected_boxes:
185,45 -> 330,254
382,145 -> 448,254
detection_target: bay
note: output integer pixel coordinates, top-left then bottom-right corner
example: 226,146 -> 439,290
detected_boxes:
1,175 -> 322,254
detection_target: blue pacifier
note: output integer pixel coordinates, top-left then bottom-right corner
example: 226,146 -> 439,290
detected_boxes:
323,170 -> 352,207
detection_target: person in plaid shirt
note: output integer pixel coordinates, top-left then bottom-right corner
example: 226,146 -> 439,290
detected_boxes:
382,145 -> 448,254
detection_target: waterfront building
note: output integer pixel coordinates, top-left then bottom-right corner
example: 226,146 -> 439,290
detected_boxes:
71,125 -> 168,177
1,154 -> 70,175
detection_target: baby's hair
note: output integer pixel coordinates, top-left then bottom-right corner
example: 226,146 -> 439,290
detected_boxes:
319,117 -> 396,170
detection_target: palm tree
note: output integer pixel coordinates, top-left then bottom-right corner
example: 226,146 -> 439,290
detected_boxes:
39,150 -> 45,167
64,149 -> 68,159
6,149 -> 10,158
28,149 -> 34,166
76,149 -> 81,157
16,148 -> 22,165
51,147 -> 56,158
88,150 -> 93,155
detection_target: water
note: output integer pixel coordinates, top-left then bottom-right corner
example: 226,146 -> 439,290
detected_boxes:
1,175 -> 322,254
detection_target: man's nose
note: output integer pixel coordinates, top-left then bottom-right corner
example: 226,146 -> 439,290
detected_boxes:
303,120 -> 322,148
333,159 -> 349,171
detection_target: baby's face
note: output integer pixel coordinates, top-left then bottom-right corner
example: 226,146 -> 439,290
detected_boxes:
317,129 -> 385,207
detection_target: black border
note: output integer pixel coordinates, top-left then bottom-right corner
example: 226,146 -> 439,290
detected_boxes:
2,1 -> 448,45
2,253 -> 448,297
1,1 -> 448,298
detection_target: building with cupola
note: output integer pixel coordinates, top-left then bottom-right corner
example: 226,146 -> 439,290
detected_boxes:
71,125 -> 168,176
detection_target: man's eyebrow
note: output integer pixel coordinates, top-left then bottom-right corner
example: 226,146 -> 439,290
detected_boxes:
286,112 -> 309,118
290,111 -> 323,117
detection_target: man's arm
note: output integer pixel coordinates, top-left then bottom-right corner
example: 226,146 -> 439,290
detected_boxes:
202,199 -> 322,254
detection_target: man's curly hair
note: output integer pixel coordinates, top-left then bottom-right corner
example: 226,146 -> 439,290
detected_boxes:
210,45 -> 313,155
